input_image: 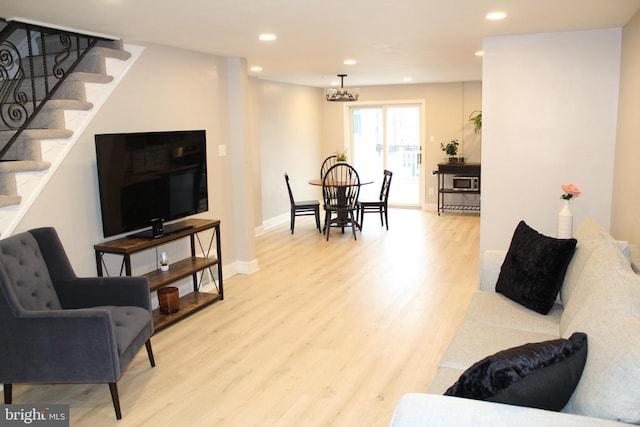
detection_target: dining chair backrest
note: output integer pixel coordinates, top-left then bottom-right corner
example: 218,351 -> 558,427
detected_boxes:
322,163 -> 360,210
379,170 -> 393,202
320,155 -> 338,179
284,173 -> 295,206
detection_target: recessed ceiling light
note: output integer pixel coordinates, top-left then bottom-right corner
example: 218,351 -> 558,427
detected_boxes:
258,33 -> 277,41
250,66 -> 263,72
343,59 -> 357,65
475,50 -> 484,57
486,11 -> 506,20
403,77 -> 412,82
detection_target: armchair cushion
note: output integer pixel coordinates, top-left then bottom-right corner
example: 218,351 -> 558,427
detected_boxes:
0,232 -> 61,311
91,305 -> 154,371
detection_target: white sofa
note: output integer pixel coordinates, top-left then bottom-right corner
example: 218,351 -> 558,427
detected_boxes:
391,217 -> 640,426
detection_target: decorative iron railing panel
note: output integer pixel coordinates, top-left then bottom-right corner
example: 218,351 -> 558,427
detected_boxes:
0,18 -> 110,159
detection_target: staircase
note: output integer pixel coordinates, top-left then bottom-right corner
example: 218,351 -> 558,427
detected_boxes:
0,18 -> 142,237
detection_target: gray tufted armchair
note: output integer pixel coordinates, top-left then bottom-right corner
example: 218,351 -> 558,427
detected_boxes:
0,227 -> 155,419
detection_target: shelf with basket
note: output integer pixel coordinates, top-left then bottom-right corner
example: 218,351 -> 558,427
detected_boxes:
94,218 -> 223,332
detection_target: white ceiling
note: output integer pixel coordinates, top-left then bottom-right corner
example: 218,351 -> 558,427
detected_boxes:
2,0 -> 640,88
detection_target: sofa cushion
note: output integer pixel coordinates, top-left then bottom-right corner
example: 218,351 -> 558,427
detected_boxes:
561,217 -> 626,306
438,321 -> 558,371
427,366 -> 466,394
444,332 -> 587,411
629,243 -> 640,274
561,246 -> 640,423
391,394 -> 631,427
479,250 -> 507,291
464,291 -> 562,335
560,243 -> 626,335
496,221 -> 576,315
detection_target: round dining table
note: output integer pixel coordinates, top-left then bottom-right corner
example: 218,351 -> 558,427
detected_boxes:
309,177 -> 374,230
307,178 -> 374,187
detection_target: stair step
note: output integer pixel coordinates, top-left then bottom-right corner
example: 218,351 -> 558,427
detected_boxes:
96,39 -> 126,50
3,73 -> 108,102
16,53 -> 81,79
0,195 -> 22,208
91,46 -> 132,62
12,47 -> 124,79
66,71 -> 113,84
0,160 -> 51,173
0,98 -> 92,132
0,73 -> 111,118
0,129 -> 73,144
45,99 -> 93,111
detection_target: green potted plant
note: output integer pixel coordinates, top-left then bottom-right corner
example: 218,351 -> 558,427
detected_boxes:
440,140 -> 462,163
335,148 -> 348,162
469,110 -> 482,133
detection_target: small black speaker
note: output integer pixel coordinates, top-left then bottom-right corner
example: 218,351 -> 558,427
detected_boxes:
151,218 -> 164,238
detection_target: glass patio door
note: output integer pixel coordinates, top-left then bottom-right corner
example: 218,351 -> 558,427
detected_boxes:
350,104 -> 422,206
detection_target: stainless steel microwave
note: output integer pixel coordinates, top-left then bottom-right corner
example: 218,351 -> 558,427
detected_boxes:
452,176 -> 479,191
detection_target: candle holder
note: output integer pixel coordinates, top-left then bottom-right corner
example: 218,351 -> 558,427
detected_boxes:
158,287 -> 180,314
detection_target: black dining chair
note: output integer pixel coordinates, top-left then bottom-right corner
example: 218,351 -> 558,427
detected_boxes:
320,154 -> 338,179
322,163 -> 360,241
284,173 -> 321,234
357,169 -> 393,230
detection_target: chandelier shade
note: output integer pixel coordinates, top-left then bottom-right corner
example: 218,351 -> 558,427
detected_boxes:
326,74 -> 359,102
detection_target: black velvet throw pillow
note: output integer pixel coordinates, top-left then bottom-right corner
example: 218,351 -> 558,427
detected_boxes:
444,332 -> 588,411
495,221 -> 577,314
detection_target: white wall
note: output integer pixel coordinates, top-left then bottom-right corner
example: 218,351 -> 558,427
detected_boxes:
611,9 -> 640,245
480,29 -> 622,251
15,43 -> 239,277
254,80 -> 324,230
253,81 -> 482,229
321,82 -> 482,210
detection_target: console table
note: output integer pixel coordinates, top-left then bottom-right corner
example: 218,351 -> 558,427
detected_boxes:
94,218 -> 223,331
433,163 -> 481,215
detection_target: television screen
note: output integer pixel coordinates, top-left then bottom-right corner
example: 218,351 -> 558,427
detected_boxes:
95,130 -> 208,238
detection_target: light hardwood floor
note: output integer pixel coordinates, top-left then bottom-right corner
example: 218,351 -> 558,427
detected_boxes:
13,208 -> 480,426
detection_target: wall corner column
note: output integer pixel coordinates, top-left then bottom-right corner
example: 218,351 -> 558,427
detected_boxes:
227,57 -> 259,274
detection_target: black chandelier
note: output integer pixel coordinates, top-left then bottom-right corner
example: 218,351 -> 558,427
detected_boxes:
325,74 -> 359,102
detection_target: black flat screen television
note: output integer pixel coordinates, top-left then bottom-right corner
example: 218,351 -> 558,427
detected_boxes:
94,130 -> 208,238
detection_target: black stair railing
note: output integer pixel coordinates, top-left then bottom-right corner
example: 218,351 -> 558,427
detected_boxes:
0,18 -> 111,159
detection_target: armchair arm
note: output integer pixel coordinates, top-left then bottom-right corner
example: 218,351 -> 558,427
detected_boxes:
390,394 -> 628,427
54,276 -> 151,311
479,250 -> 506,291
0,309 -> 121,383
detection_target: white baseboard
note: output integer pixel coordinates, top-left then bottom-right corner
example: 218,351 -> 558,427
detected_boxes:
256,213 -> 288,236
230,258 -> 260,275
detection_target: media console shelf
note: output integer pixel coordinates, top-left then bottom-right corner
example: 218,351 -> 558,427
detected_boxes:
433,163 -> 481,215
94,218 -> 223,332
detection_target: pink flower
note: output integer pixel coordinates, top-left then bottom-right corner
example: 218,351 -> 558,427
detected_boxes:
561,184 -> 581,200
